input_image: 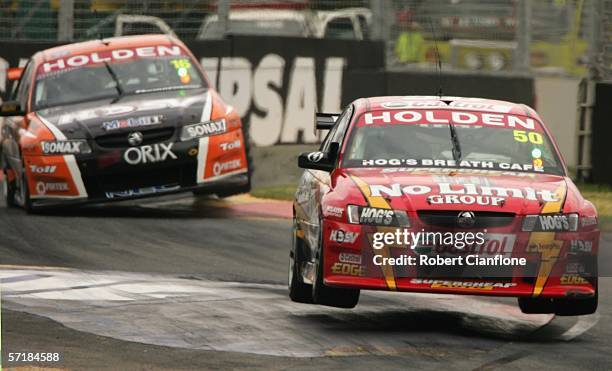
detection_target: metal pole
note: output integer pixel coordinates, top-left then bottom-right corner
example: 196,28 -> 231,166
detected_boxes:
588,0 -> 603,80
218,0 -> 230,37
58,0 -> 74,41
515,0 -> 532,72
369,0 -> 385,40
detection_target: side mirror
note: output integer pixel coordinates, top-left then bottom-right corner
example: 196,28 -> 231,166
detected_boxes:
298,142 -> 339,172
7,67 -> 23,81
0,100 -> 25,117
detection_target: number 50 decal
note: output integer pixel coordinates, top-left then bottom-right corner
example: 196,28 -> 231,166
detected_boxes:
513,130 -> 543,144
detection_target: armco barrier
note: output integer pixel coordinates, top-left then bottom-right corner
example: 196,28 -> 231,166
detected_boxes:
0,36 -> 534,148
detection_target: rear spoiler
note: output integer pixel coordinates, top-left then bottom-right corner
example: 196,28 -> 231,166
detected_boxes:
314,112 -> 339,133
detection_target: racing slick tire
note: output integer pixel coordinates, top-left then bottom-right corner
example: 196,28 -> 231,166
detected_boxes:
3,163 -> 17,208
518,290 -> 598,316
289,218 -> 313,303
312,221 -> 360,308
554,291 -> 598,316
18,165 -> 35,214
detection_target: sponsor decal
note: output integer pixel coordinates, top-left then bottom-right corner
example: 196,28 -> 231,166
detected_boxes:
410,278 -> 517,290
381,167 -> 536,178
363,110 -> 536,130
329,229 -> 358,244
534,215 -> 577,232
362,158 -> 542,172
560,274 -> 589,285
368,182 -> 559,202
220,139 -> 241,151
565,262 -> 585,274
339,253 -> 362,264
432,233 -> 516,256
41,141 -> 84,155
123,143 -> 177,165
359,207 -> 395,225
40,45 -> 183,74
569,240 -> 593,253
29,164 -> 56,174
331,262 -> 365,277
212,159 -> 242,176
36,181 -> 69,194
325,205 -> 344,217
183,119 -> 226,140
427,194 -> 505,206
102,115 -> 163,131
581,216 -> 597,227
105,185 -> 180,199
379,98 -> 514,113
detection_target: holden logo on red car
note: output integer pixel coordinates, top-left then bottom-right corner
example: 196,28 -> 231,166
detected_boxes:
127,131 -> 144,146
457,211 -> 476,228
307,152 -> 324,162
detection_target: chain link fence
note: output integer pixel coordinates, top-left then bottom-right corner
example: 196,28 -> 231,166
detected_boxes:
0,0 -> 609,78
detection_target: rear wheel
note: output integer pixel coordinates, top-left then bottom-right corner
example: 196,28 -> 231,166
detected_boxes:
312,222 -> 359,309
3,165 -> 17,207
288,219 -> 313,303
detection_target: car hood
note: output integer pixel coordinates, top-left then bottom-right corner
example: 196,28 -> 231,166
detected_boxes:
338,167 -> 570,215
34,88 -> 212,140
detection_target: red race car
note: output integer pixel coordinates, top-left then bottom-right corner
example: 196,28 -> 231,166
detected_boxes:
290,96 -> 598,315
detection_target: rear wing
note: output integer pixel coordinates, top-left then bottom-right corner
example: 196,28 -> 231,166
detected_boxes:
314,112 -> 339,133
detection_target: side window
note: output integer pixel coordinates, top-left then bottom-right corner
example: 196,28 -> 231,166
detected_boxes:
357,15 -> 370,40
15,60 -> 34,110
320,104 -> 354,152
324,17 -> 357,40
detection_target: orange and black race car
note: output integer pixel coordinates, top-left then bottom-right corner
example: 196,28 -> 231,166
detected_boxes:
0,35 -> 250,212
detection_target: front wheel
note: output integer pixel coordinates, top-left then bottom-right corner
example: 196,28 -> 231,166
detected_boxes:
3,166 -> 17,207
518,290 -> 598,316
288,219 -> 313,303
312,223 -> 360,308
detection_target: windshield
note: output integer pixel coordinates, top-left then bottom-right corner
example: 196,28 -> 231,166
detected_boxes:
200,19 -> 306,39
343,109 -> 564,175
33,46 -> 206,110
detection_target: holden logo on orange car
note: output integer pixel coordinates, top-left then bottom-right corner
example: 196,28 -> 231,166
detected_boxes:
127,131 -> 144,146
307,152 -> 324,162
457,211 -> 476,228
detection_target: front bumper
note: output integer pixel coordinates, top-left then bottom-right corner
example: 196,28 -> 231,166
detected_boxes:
320,218 -> 599,299
23,128 -> 249,206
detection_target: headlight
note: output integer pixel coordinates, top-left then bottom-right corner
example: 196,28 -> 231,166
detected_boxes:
180,119 -> 227,141
347,205 -> 410,227
40,140 -> 91,155
522,213 -> 578,232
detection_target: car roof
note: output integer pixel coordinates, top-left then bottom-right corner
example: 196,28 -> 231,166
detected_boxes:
352,96 -> 541,121
207,9 -> 311,22
33,34 -> 182,65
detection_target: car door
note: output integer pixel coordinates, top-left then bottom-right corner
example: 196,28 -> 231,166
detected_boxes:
295,105 -> 354,252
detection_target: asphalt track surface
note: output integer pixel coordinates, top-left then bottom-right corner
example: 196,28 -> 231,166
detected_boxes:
0,194 -> 611,370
